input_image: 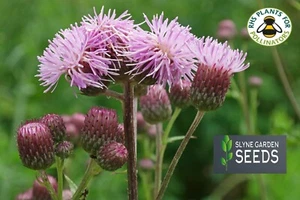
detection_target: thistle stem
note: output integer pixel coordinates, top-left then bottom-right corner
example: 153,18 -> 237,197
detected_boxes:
156,111 -> 205,200
271,47 -> 300,121
250,88 -> 258,134
104,89 -> 124,101
39,170 -> 58,200
72,159 -> 100,200
154,123 -> 163,197
123,81 -> 138,200
237,72 -> 251,134
56,157 -> 64,200
140,172 -> 152,200
162,107 -> 182,146
155,107 -> 181,197
210,174 -> 249,199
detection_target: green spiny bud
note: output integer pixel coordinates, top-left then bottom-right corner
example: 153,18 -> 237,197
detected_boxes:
40,114 -> 66,142
55,141 -> 74,159
140,85 -> 172,124
96,141 -> 128,171
190,64 -> 231,111
169,80 -> 191,108
81,107 -> 120,155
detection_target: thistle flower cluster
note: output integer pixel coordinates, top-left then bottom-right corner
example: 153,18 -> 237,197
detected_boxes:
17,114 -> 71,170
81,107 -> 128,171
37,7 -> 249,112
37,7 -> 200,93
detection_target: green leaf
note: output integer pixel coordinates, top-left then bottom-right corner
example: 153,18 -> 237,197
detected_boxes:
228,152 -> 233,161
224,135 -> 230,143
227,140 -> 232,151
221,141 -> 227,152
221,157 -> 226,166
64,174 -> 78,195
167,135 -> 196,143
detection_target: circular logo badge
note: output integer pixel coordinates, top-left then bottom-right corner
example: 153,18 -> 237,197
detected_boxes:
247,8 -> 292,46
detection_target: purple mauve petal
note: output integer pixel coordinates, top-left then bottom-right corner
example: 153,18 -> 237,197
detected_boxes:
126,13 -> 197,87
192,37 -> 250,75
37,24 -> 113,92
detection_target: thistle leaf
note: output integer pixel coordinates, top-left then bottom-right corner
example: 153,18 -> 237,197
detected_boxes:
64,174 -> 78,195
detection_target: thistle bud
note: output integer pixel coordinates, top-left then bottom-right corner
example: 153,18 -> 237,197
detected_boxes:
81,107 -> 121,155
140,85 -> 172,124
139,158 -> 154,170
40,114 -> 66,142
217,19 -> 237,41
248,76 -> 263,88
32,175 -> 57,200
116,124 -> 125,144
146,125 -> 157,138
55,141 -> 74,159
169,80 -> 191,108
190,64 -> 231,111
96,141 -> 128,171
15,188 -> 33,200
63,113 -> 85,143
17,121 -> 54,170
63,190 -> 72,200
80,80 -> 110,96
240,27 -> 250,40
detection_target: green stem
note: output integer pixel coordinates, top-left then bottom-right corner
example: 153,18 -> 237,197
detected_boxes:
288,0 -> 300,10
238,72 -> 251,134
250,88 -> 258,134
156,111 -> 205,200
225,151 -> 228,171
39,170 -> 58,200
140,172 -> 152,200
210,174 -> 249,199
231,79 -> 249,134
155,108 -> 181,197
56,157 -> 64,200
104,89 -> 124,101
72,159 -> 100,200
271,47 -> 300,121
162,108 -> 182,145
154,123 -> 163,197
257,174 -> 267,200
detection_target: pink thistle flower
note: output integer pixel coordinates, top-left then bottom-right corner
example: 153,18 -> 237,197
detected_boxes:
37,24 -> 114,93
82,7 -> 134,61
190,37 -> 250,111
81,7 -> 135,81
193,37 -> 249,75
126,13 -> 197,86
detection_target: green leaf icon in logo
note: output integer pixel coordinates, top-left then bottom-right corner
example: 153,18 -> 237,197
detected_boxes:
221,135 -> 233,171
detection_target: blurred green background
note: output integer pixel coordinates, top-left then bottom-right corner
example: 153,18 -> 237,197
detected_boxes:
1,0 -> 300,199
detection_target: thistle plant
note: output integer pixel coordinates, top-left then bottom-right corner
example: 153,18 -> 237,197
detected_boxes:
16,5 -> 250,200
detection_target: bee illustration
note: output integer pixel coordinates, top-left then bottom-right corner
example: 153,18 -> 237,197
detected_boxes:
256,16 -> 282,38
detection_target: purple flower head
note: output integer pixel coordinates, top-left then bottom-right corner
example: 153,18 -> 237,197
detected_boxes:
126,13 -> 197,86
193,37 -> 249,75
37,24 -> 114,93
190,37 -> 250,111
82,7 -> 134,56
